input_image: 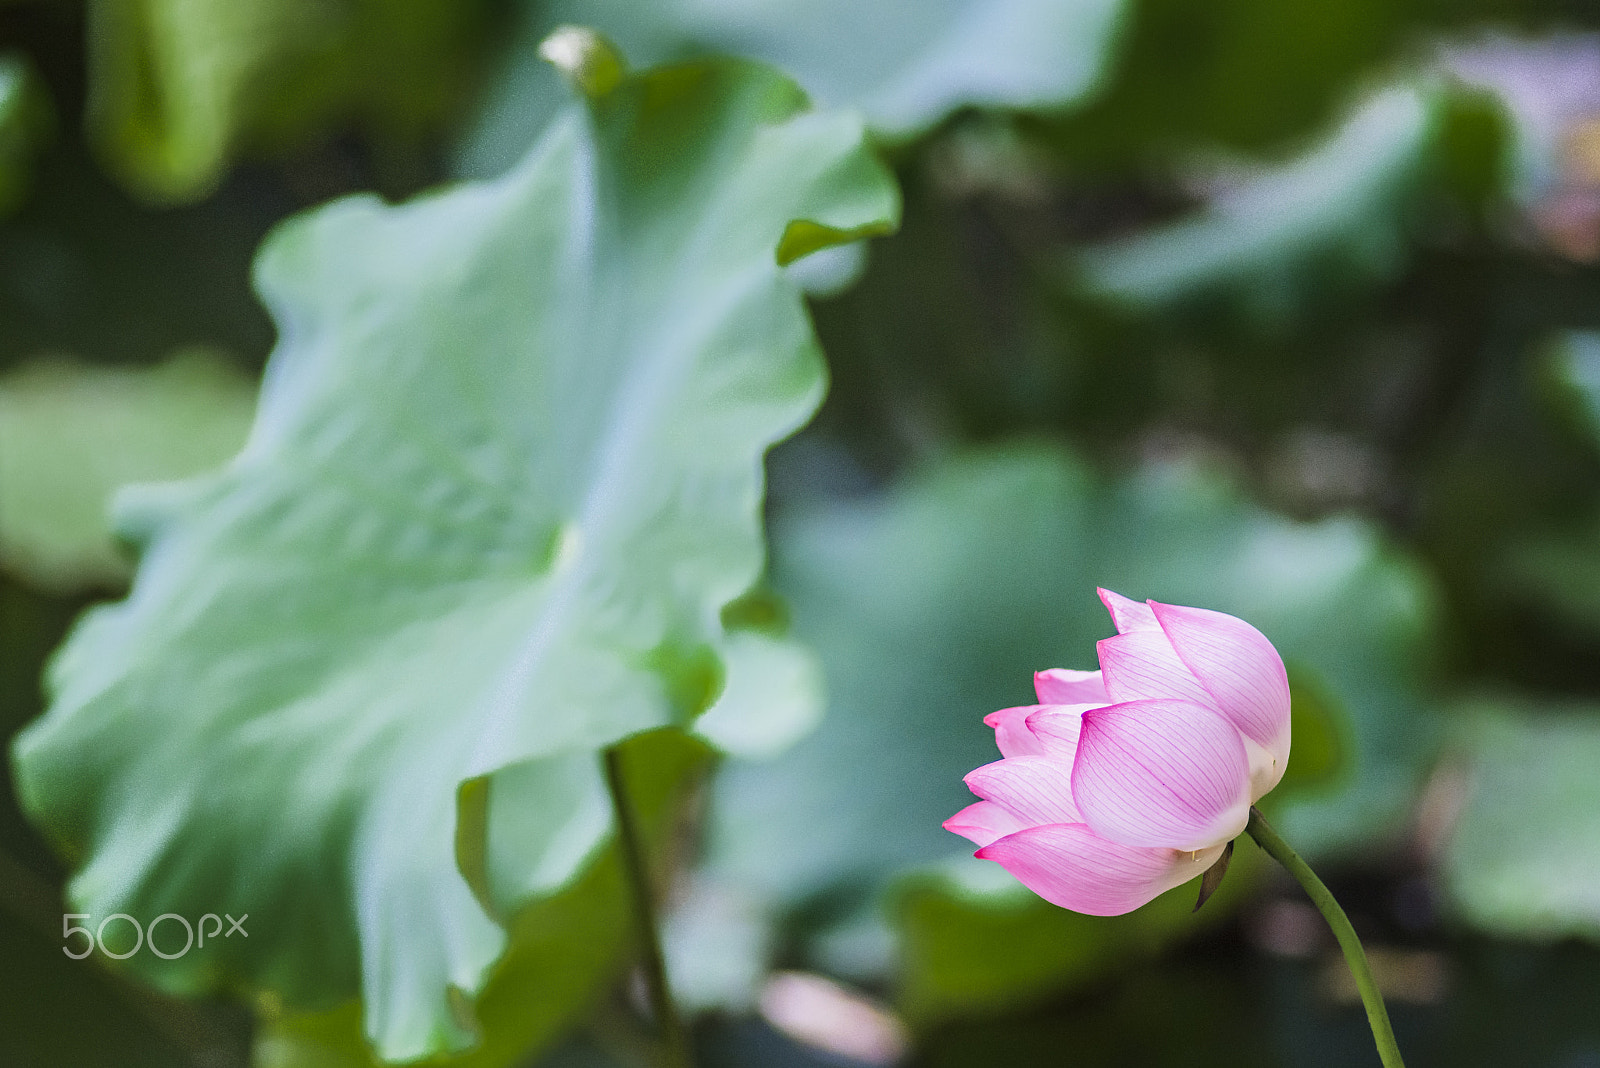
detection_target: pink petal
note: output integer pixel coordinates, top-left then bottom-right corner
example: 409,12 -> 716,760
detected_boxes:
943,800 -> 1028,848
1072,700 -> 1251,851
977,824 -> 1225,916
983,705 -> 1048,758
1240,736 -> 1284,803
1025,706 -> 1085,755
964,755 -> 1081,826
1098,587 -> 1159,633
1097,629 -> 1216,709
1150,601 -> 1291,787
1034,668 -> 1109,705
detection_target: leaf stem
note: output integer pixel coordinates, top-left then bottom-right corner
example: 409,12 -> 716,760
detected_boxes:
603,744 -> 694,1068
1245,807 -> 1405,1068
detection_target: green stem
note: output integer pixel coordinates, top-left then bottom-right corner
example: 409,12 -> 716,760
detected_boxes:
1245,807 -> 1406,1068
603,745 -> 694,1068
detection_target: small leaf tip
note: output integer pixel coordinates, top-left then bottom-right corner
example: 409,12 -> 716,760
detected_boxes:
775,218 -> 895,267
538,26 -> 626,99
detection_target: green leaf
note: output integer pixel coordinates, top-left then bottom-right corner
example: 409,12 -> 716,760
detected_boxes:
1043,0 -> 1414,160
14,48 -> 897,1062
673,0 -> 1128,138
459,0 -> 1127,179
1076,84 -> 1430,309
86,0 -> 493,202
1441,702 -> 1600,942
0,350 -> 257,591
1074,81 -> 1503,317
256,729 -> 712,1068
704,444 -> 1436,1013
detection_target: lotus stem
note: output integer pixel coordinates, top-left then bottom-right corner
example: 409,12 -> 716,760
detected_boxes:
603,745 -> 694,1068
1245,807 -> 1405,1068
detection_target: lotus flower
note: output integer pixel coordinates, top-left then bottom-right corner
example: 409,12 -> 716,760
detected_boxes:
945,588 -> 1291,915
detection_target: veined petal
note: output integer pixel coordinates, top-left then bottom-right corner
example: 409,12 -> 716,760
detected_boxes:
1097,629 -> 1216,709
943,800 -> 1027,848
983,704 -> 1048,758
1025,705 -> 1086,757
1034,668 -> 1109,705
977,824 -> 1225,916
1151,601 -> 1291,780
964,755 -> 1080,826
1073,700 -> 1250,850
1098,587 -> 1159,633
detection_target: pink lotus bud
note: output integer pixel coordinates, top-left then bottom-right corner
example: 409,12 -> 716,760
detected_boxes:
945,589 -> 1291,916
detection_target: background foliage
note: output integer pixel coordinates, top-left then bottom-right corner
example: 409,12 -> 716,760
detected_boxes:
6,1 -> 1600,1066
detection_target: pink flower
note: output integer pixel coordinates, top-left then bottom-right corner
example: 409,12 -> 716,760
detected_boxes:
945,588 -> 1291,915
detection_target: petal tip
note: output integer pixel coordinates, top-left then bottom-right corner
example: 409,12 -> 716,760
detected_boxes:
1097,588 -> 1160,633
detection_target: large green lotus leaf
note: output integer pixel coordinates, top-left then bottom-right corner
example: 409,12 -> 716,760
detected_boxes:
0,350 -> 257,591
255,729 -> 712,1068
13,44 -> 898,1062
1441,702 -> 1600,942
459,0 -> 1126,179
88,0 -> 492,202
1074,81 -> 1502,318
703,444 -> 1436,1010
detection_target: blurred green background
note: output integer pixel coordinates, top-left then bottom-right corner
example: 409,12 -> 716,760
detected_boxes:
7,0 -> 1600,1065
